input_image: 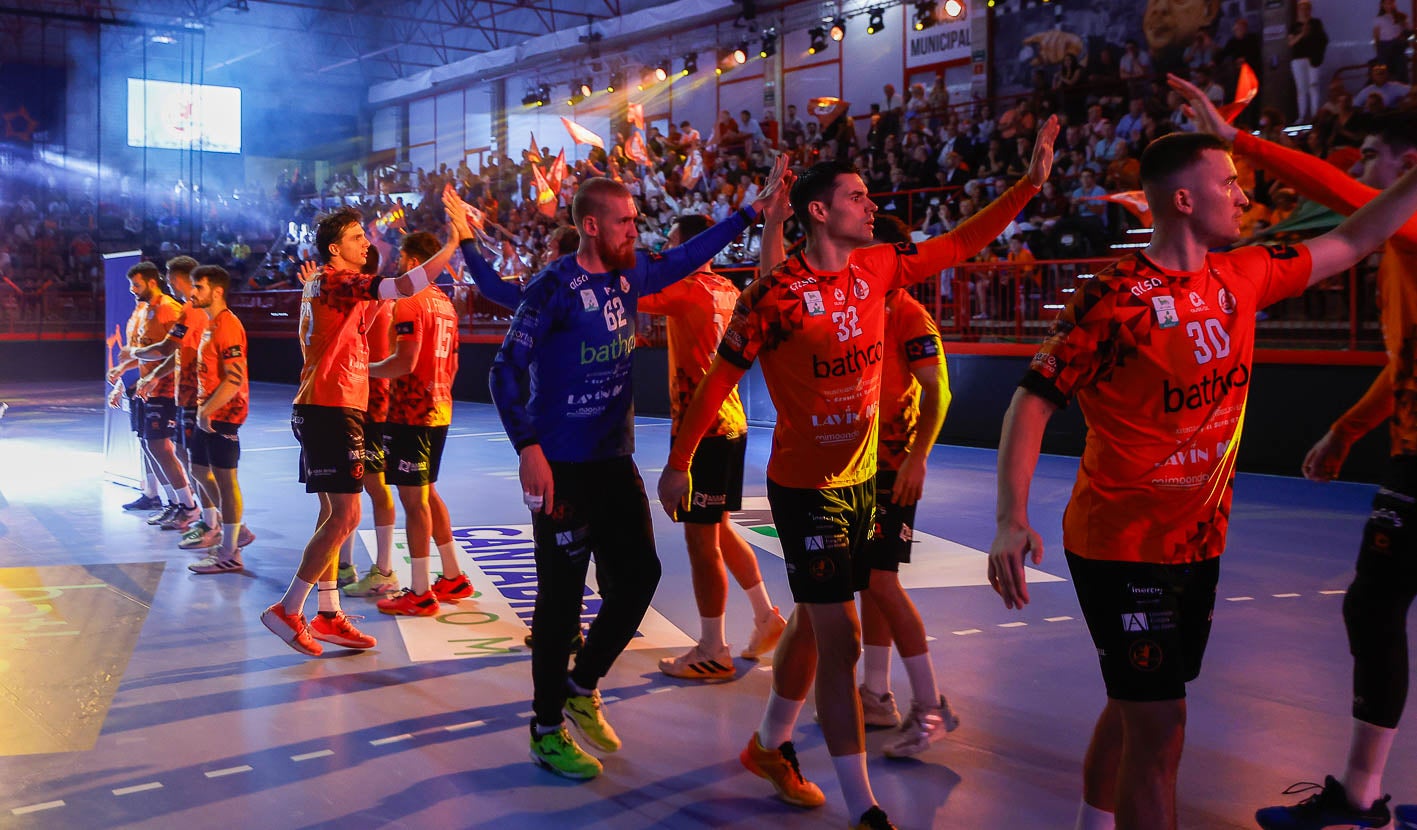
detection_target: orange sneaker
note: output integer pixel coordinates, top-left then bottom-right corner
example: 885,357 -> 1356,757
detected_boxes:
310,611 -> 377,649
431,572 -> 474,601
260,603 -> 322,657
376,587 -> 439,617
739,732 -> 825,808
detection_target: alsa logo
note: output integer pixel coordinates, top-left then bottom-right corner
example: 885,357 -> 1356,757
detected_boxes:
580,333 -> 636,364
1130,277 -> 1165,298
812,340 -> 884,378
1162,363 -> 1251,412
810,401 -> 878,427
788,277 -> 819,292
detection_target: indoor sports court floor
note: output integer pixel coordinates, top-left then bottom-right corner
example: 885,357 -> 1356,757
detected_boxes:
0,380 -> 1410,829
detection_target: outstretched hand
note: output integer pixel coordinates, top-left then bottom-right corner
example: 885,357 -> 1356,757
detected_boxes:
752,154 -> 792,217
297,260 -> 318,285
1167,73 -> 1238,143
1027,115 -> 1060,187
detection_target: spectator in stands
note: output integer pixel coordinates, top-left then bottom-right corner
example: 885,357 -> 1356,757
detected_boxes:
1358,62 -> 1411,109
1184,27 -> 1219,71
1071,167 -> 1109,230
1054,53 -> 1087,123
1289,0 -> 1329,124
1119,40 -> 1154,96
1220,17 -> 1262,91
782,105 -> 804,148
882,83 -> 904,134
1193,65 -> 1226,106
1093,121 -> 1125,162
1104,140 -> 1142,191
1374,0 -> 1412,82
1116,98 -> 1148,147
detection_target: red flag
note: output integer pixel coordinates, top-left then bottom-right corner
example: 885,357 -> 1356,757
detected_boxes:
1217,63 -> 1259,123
626,132 -> 650,166
1325,146 -> 1362,175
1080,190 -> 1152,226
627,102 -> 645,133
547,149 -> 567,194
525,132 -> 543,165
531,165 -> 557,217
561,116 -> 605,149
682,149 -> 704,190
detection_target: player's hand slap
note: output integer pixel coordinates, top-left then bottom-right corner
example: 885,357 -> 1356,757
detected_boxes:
987,521 -> 1044,610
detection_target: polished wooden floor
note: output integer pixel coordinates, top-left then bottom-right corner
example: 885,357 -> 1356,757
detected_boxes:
0,380 -> 1411,829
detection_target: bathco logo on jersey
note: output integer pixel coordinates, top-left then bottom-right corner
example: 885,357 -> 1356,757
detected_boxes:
1162,363 -> 1250,412
812,340 -> 884,378
580,332 -> 636,364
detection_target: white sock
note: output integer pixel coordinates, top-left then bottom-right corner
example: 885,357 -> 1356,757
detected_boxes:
1075,801 -> 1115,830
162,484 -> 177,503
744,581 -> 773,618
220,522 -> 242,558
375,524 -> 395,572
1342,719 -> 1398,809
863,645 -> 892,695
203,506 -> 220,527
437,540 -> 460,577
759,689 -> 805,749
175,486 -> 194,509
144,472 -> 161,498
317,580 -> 341,614
338,533 -> 355,567
411,556 -> 431,594
700,615 -> 727,651
830,752 -> 877,822
902,652 -> 940,708
280,577 -> 315,615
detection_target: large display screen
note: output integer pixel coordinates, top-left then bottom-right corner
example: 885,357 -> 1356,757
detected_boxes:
127,79 -> 241,153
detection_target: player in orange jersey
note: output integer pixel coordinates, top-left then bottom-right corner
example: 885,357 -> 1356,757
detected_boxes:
661,117 -> 1060,830
370,230 -> 474,617
184,265 -> 250,574
639,213 -> 787,680
262,207 -> 456,658
109,285 -> 161,511
1169,75 -> 1417,830
987,126 -> 1417,830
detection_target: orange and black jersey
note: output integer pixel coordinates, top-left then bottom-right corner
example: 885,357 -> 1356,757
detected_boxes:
294,267 -> 381,410
878,290 -> 945,471
1022,246 -> 1311,564
197,308 -> 249,425
387,286 -> 459,427
136,293 -> 183,400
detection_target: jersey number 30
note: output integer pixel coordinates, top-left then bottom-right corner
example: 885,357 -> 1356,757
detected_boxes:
1187,318 -> 1231,365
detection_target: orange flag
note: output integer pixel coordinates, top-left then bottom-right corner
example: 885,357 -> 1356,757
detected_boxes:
561,116 -> 605,149
1217,62 -> 1258,123
626,131 -> 650,166
1080,191 -> 1153,226
627,102 -> 645,133
531,165 -> 557,217
525,132 -> 543,165
547,149 -> 567,194
682,149 -> 704,189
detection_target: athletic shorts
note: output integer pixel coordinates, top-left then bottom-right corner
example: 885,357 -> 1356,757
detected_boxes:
1066,551 -> 1220,702
178,406 -> 198,452
191,422 -> 241,469
382,423 -> 448,487
674,434 -> 746,524
868,468 -> 918,572
767,476 -> 876,604
292,404 -> 366,494
140,396 -> 178,441
363,417 -> 387,475
127,388 -> 142,433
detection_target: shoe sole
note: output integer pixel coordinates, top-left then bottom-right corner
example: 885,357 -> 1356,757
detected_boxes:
178,538 -> 219,550
188,560 -> 243,574
739,750 -> 825,808
260,609 -> 322,657
658,660 -> 734,680
433,589 -> 473,601
376,603 -> 437,616
563,707 -> 620,753
529,749 -> 601,779
311,633 -> 376,649
346,584 -> 401,598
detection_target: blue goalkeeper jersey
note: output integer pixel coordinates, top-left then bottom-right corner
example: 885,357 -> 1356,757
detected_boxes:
490,207 -> 755,463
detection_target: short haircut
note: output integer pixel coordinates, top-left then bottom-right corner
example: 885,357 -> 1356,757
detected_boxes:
548,224 -> 580,256
791,160 -> 860,234
400,231 -> 441,265
314,207 -> 363,264
128,261 -> 159,281
1350,111 -> 1417,153
1140,132 -> 1229,190
192,264 -> 230,293
671,214 -> 714,241
571,177 -> 632,226
166,255 -> 199,277
872,214 -> 911,245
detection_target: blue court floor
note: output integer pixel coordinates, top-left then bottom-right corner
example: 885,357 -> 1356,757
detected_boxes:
0,379 -> 1411,829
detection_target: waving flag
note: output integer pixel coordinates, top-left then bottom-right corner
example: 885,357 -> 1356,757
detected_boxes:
1218,62 -> 1259,123
626,131 -> 650,166
525,132 -> 543,164
547,149 -> 567,194
561,116 -> 605,149
1080,190 -> 1152,226
531,165 -> 558,217
682,149 -> 704,190
627,102 -> 645,133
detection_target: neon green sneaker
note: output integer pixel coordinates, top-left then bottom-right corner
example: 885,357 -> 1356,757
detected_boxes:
342,565 -> 400,597
563,689 -> 621,753
335,562 -> 358,588
529,724 -> 602,779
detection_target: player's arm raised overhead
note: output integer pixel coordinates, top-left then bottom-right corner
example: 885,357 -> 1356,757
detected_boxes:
443,185 -> 524,311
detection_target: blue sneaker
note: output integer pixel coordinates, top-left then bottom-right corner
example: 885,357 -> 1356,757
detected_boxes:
1255,776 -> 1391,829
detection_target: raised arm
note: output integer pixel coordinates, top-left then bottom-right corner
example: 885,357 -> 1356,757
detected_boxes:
444,185 -> 523,310
1306,163 -> 1417,284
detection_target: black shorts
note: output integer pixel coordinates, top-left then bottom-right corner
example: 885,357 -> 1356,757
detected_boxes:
178,406 -> 198,452
768,476 -> 876,604
868,469 -> 918,572
127,389 -> 142,433
140,396 -> 177,441
383,423 -> 448,487
675,434 -> 747,524
292,404 -> 366,494
1066,551 -> 1221,702
191,422 -> 241,469
363,417 -> 387,475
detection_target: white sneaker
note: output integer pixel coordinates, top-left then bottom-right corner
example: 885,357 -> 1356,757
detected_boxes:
658,643 -> 734,680
741,606 -> 788,660
859,684 -> 901,729
178,522 -> 220,550
882,694 -> 960,758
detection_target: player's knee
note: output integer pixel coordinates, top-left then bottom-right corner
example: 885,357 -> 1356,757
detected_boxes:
1343,574 -> 1413,656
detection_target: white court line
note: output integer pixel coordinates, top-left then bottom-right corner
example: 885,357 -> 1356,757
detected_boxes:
1045,616 -> 1073,622
112,782 -> 163,796
601,695 -> 621,704
243,445 -> 300,453
953,629 -> 982,636
756,665 -> 773,672
1272,593 -> 1301,598
1226,596 -> 1255,602
997,622 -> 1028,628
1319,589 -> 1346,595
517,710 -> 536,718
12,801 -> 65,816
369,734 -> 413,746
445,432 -> 506,439
647,686 -> 674,694
445,720 -> 485,732
487,437 -> 510,442
290,749 -> 334,762
204,765 -> 252,779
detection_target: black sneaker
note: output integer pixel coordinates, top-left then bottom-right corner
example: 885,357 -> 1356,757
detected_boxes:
523,629 -> 585,652
123,493 -> 162,511
1255,775 -> 1392,829
146,503 -> 179,526
853,806 -> 897,830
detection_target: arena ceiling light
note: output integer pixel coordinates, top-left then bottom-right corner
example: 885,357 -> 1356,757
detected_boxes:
828,16 -> 846,41
733,40 -> 749,64
914,0 -> 937,30
578,78 -> 593,97
942,0 -> 966,20
682,52 -> 698,76
759,28 -> 778,58
654,60 -> 670,82
867,8 -> 885,34
808,27 -> 827,54
607,71 -> 624,92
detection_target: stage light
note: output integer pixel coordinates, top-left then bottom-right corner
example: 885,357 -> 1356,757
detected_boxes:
579,78 -> 593,97
682,52 -> 697,76
915,1 -> 937,30
828,17 -> 846,41
607,71 -> 623,92
733,40 -> 749,64
942,0 -> 965,20
523,84 -> 551,107
654,60 -> 670,82
759,28 -> 777,58
867,8 -> 885,34
808,27 -> 827,54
